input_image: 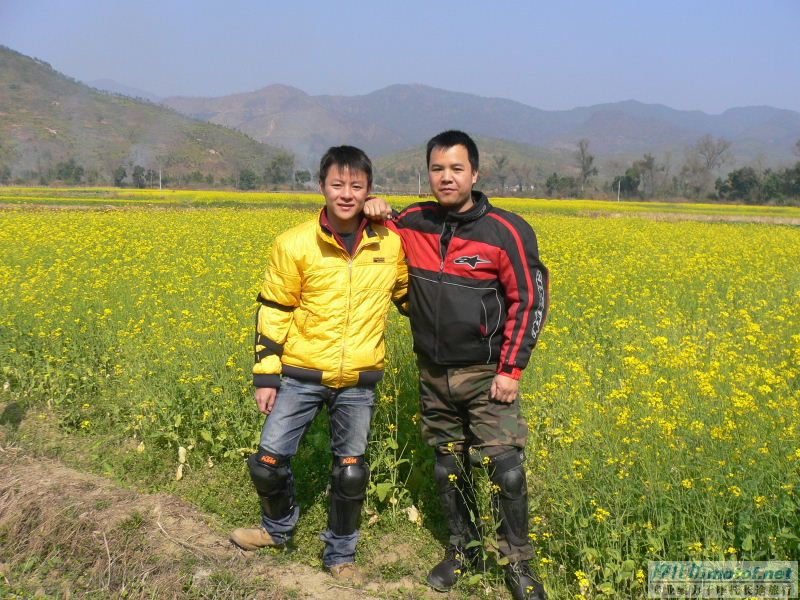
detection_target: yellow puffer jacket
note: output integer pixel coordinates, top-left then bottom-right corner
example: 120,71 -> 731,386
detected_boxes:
253,209 -> 408,389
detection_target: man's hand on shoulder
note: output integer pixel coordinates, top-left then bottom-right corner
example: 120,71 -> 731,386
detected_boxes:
490,374 -> 520,404
255,387 -> 277,414
363,196 -> 393,221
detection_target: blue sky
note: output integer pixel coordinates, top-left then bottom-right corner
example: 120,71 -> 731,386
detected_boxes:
1,0 -> 798,113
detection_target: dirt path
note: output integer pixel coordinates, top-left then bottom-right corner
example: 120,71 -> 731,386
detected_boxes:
0,445 -> 436,599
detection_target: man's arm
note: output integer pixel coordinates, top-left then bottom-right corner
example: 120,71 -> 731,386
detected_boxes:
490,214 -> 550,401
253,236 -> 301,408
391,244 -> 410,316
255,387 -> 278,414
363,196 -> 394,221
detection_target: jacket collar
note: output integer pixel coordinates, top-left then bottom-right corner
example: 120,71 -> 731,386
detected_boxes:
317,208 -> 376,252
441,191 -> 490,223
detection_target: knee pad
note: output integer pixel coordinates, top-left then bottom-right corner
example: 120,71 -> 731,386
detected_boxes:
488,448 -> 527,499
487,447 -> 529,547
247,448 -> 294,519
328,456 -> 369,535
331,456 -> 369,499
434,451 -> 468,491
433,451 -> 480,542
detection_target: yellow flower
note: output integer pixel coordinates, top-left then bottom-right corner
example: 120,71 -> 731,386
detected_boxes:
594,507 -> 611,522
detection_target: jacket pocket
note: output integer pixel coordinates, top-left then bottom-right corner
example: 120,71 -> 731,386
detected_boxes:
480,291 -> 502,340
437,283 -> 502,363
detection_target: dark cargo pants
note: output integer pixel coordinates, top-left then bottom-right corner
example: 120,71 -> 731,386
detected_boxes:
418,361 -> 535,562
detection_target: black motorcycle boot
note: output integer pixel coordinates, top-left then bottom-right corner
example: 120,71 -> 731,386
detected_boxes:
427,544 -> 467,591
504,560 -> 547,600
427,453 -> 483,591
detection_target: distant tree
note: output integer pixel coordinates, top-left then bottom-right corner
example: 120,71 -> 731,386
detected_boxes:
265,151 -> 295,187
145,169 -> 158,187
695,134 -> 731,173
295,169 -> 311,186
794,139 -> 800,158
633,153 -> 657,198
612,167 -> 641,199
206,173 -> 214,185
545,173 -> 559,197
711,161 -> 800,205
681,134 -> 731,199
238,168 -> 257,190
575,139 -> 598,194
0,165 -> 11,185
55,158 -> 84,184
132,165 -> 146,188
545,173 -> 578,198
716,167 -> 760,202
510,163 -> 532,195
760,163 -> 800,203
396,169 -> 411,185
113,166 -> 127,187
493,155 -> 509,193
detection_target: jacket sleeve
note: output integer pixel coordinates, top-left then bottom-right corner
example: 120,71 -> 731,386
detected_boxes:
391,244 -> 409,316
252,236 -> 301,388
494,218 -> 549,380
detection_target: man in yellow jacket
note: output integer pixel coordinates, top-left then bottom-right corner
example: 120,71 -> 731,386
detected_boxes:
230,146 -> 408,585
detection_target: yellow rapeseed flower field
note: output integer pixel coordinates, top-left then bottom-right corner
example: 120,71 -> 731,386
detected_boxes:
1,189 -> 799,597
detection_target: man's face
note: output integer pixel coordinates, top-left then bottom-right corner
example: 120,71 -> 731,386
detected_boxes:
428,144 -> 478,212
320,165 -> 370,231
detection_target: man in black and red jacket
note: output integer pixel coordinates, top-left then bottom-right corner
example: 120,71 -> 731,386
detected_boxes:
365,130 -> 549,600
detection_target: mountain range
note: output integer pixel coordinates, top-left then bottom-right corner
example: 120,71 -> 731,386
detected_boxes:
161,83 -> 800,169
3,42 -> 799,188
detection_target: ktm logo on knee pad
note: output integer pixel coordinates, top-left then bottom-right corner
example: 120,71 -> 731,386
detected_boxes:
259,454 -> 278,465
341,457 -> 359,465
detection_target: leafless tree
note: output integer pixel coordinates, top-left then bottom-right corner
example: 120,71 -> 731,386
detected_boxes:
694,134 -> 731,172
633,153 -> 659,198
680,134 -> 731,199
510,163 -> 533,195
575,139 -> 597,193
794,139 -> 800,158
493,154 -> 509,193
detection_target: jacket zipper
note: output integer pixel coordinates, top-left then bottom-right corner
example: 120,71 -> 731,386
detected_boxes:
434,222 -> 456,362
337,235 -> 379,386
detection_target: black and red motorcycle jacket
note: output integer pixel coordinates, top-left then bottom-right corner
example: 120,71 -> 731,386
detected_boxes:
387,191 -> 549,379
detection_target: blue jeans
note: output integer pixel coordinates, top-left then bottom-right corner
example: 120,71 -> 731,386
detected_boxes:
257,376 -> 375,566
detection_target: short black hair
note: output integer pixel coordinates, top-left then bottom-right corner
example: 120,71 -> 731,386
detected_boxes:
318,145 -> 373,187
426,130 -> 479,172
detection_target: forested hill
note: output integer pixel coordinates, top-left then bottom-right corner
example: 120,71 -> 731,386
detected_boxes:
0,46 -> 283,185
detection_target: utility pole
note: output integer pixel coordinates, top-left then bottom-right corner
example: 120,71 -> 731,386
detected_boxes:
617,178 -> 621,202
417,170 -> 421,196
159,168 -> 162,190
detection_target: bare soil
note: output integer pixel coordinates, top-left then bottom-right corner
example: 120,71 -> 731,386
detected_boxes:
0,443 -> 440,599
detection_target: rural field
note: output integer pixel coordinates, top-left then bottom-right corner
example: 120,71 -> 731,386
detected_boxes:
1,188 -> 800,599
